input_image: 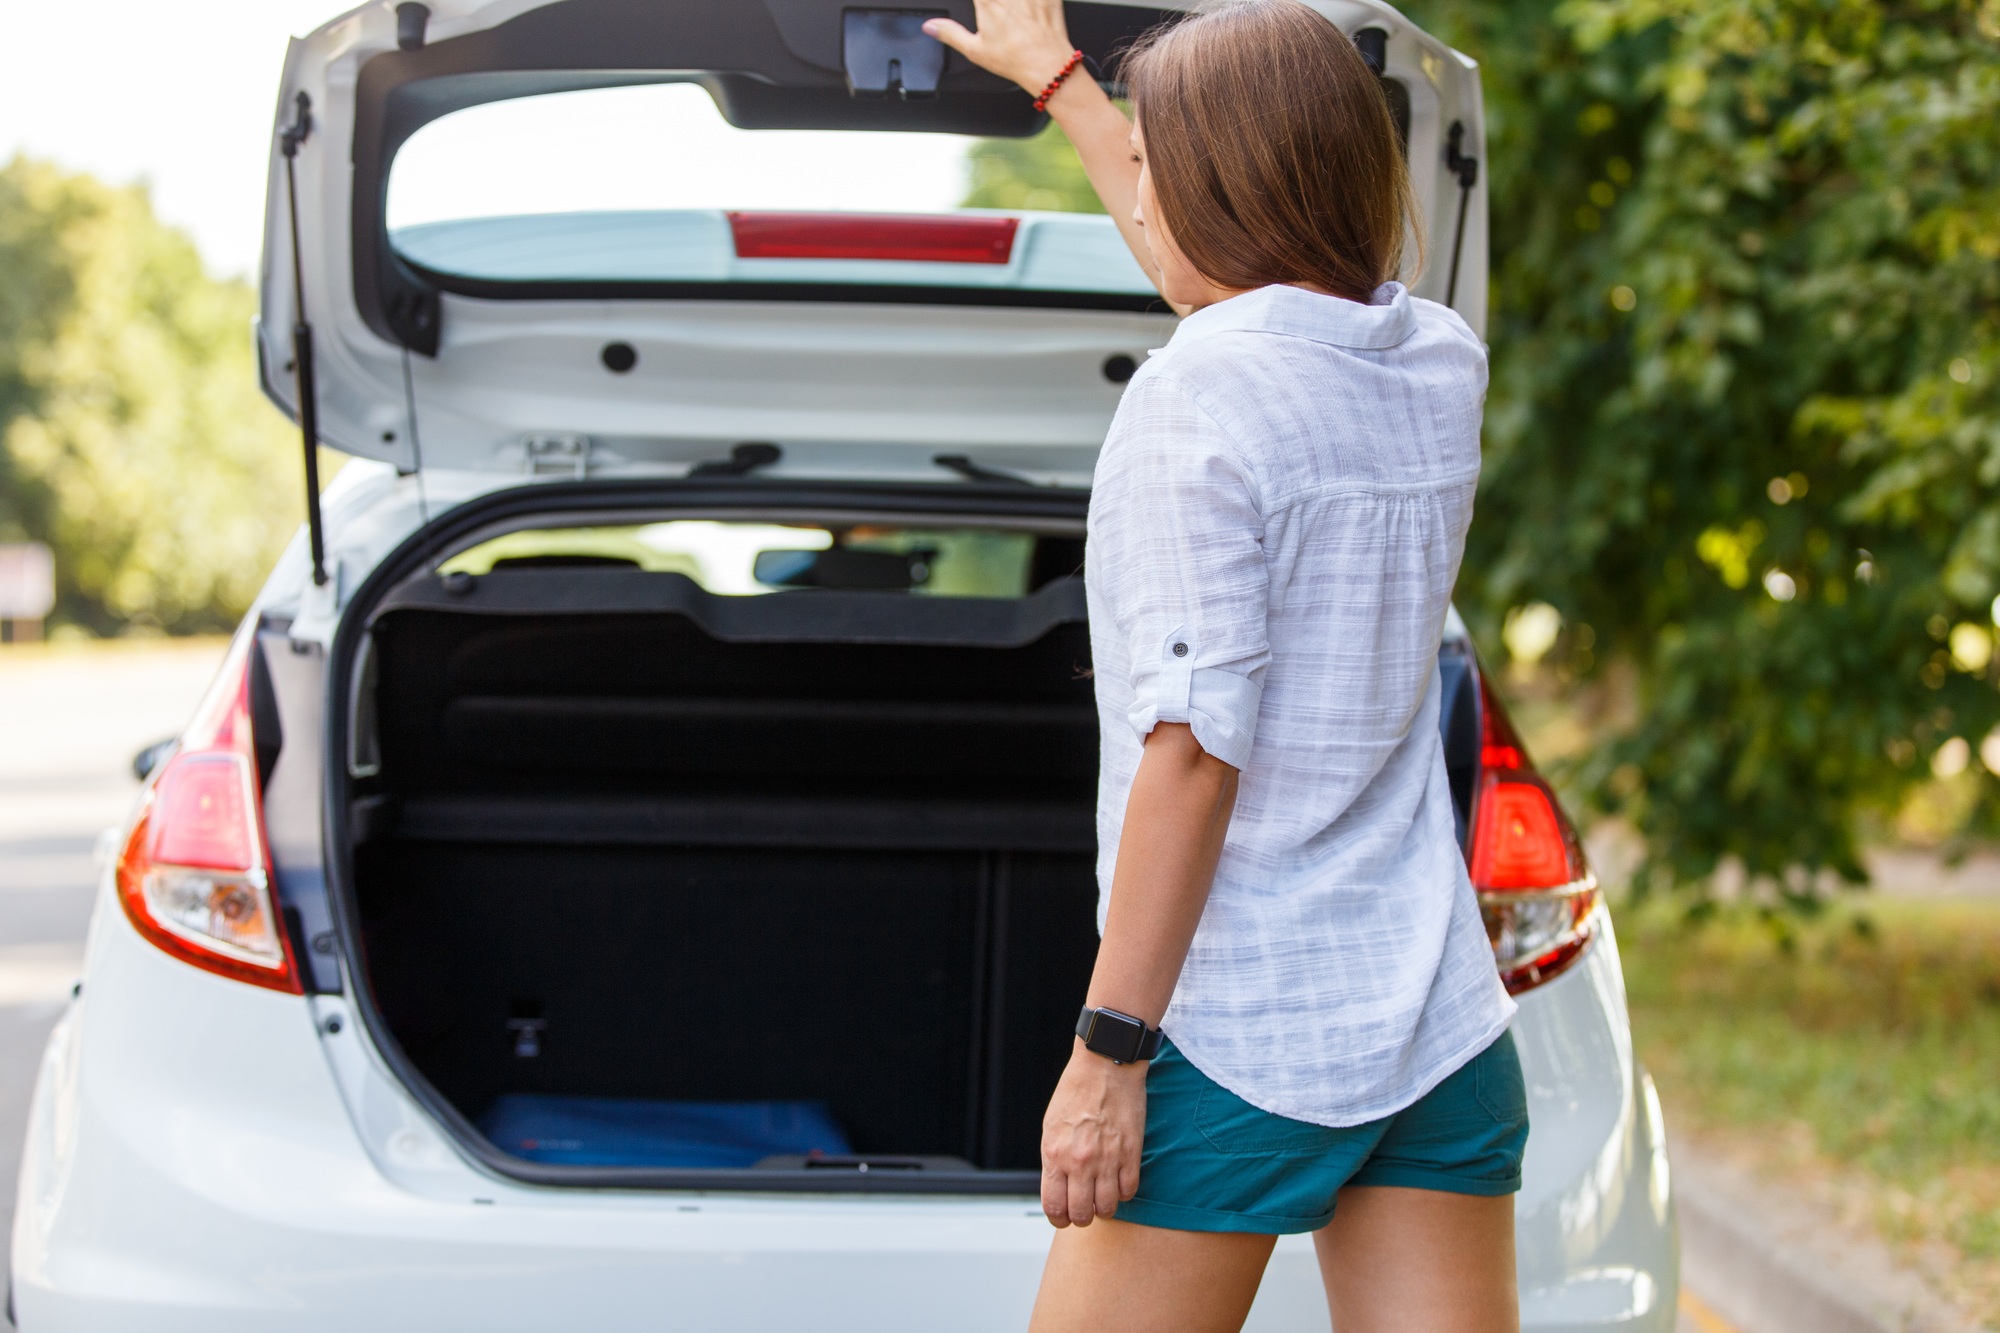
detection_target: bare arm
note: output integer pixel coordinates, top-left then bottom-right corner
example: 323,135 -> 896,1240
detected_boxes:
1089,724 -> 1238,1023
1038,722 -> 1239,1227
922,0 -> 1160,293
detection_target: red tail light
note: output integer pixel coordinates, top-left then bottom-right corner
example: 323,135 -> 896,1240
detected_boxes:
116,630 -> 300,993
1470,677 -> 1600,994
728,212 -> 1019,265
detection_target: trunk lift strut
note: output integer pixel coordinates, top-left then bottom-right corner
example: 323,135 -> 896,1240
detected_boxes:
280,92 -> 329,589
1443,121 -> 1480,310
1356,29 -> 1476,314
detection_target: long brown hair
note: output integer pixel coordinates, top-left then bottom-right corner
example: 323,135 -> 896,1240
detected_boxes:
1124,0 -> 1420,304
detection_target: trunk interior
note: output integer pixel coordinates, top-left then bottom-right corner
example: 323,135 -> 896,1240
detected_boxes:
349,560 -> 1101,1179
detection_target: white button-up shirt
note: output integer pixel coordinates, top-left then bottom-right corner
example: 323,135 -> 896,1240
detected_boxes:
1086,282 -> 1514,1127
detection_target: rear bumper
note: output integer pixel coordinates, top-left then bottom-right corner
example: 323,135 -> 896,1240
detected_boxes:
1514,918 -> 1680,1331
13,893 -> 1673,1332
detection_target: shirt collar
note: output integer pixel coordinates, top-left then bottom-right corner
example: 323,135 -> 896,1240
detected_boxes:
1167,282 -> 1417,352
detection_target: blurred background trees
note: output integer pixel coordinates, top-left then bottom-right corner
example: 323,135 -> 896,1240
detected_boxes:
0,157 -> 302,635
1400,0 -> 2000,892
962,124 -> 1106,214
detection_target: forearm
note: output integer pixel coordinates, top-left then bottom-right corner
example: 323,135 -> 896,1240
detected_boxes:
1087,722 -> 1239,1026
1040,78 -> 1158,291
919,2 -> 1165,296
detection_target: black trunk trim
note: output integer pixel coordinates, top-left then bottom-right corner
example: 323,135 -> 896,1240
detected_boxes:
420,269 -> 1170,315
371,564 -> 1089,647
388,793 -> 1095,851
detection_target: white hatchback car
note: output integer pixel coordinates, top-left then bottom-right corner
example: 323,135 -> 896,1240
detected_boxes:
10,1 -> 1676,1328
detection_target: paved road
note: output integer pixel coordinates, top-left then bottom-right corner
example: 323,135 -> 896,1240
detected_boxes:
0,639 -> 228,1309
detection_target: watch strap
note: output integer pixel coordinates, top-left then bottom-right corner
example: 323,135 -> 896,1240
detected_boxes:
1074,1005 -> 1164,1064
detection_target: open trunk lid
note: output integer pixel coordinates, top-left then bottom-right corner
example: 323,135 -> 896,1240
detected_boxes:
256,0 -> 1487,483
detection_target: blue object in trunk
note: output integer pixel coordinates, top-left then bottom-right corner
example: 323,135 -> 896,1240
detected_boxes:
478,1095 -> 852,1168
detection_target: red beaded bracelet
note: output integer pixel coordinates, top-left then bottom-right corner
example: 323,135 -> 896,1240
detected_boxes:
1032,49 -> 1086,112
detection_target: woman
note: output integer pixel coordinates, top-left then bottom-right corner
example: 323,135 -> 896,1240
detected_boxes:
921,2 -> 1524,1331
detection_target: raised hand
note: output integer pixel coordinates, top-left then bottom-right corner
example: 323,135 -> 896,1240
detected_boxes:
921,0 -> 1079,94
924,0 -> 1166,296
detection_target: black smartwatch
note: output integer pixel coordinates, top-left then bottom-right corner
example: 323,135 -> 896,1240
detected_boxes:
1074,1006 -> 1164,1065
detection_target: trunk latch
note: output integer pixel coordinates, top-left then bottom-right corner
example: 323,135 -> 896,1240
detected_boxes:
508,1002 -> 547,1058
843,10 -> 947,99
524,435 -> 592,479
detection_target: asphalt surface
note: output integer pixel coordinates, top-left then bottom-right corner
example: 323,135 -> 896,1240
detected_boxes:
0,639 -> 228,1310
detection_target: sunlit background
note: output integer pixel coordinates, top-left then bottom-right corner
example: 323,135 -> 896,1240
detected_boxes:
0,0 -> 349,277
389,83 -> 971,229
0,3 -> 990,278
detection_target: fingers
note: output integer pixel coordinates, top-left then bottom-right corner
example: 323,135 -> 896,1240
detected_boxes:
1093,1160 -> 1124,1221
1042,1164 -> 1072,1228
920,17 -> 978,58
1041,1142 -> 1137,1227
1042,1146 -> 1112,1227
922,4 -> 1075,94
1067,1164 -> 1101,1228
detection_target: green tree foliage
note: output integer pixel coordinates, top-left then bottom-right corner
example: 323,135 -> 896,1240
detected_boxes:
1396,0 -> 2000,891
963,122 -> 1105,213
0,158 -> 305,634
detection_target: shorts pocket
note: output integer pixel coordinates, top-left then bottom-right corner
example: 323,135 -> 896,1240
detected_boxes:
1194,1081 -> 1343,1156
1473,1033 -> 1529,1126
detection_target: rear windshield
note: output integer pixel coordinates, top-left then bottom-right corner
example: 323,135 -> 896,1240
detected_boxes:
439,520 -> 1084,599
387,83 -> 1154,303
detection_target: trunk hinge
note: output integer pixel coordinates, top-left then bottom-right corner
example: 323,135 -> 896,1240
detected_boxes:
280,91 -> 330,588
1443,121 -> 1480,311
524,434 -> 593,479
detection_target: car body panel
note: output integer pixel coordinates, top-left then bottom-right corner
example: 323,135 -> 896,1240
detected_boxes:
254,0 -> 1487,475
346,300 -> 1175,487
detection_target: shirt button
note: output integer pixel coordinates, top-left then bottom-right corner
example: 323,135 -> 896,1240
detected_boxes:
1172,642 -> 1189,658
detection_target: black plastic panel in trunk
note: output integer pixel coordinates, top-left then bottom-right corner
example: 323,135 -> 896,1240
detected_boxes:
358,844 -> 1096,1169
351,574 -> 1103,1176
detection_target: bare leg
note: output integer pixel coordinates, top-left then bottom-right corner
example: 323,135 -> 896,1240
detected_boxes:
1313,1186 -> 1517,1333
1029,1217 -> 1277,1333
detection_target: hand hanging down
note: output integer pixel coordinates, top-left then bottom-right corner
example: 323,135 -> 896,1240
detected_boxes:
1037,722 -> 1239,1228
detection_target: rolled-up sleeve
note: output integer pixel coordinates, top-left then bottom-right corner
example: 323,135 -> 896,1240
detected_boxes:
1090,373 -> 1270,770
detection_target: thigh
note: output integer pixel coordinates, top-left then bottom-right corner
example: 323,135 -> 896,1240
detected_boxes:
1029,1217 -> 1277,1333
1313,1186 -> 1517,1333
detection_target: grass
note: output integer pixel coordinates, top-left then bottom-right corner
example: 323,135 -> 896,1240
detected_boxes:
1618,895 -> 2000,1321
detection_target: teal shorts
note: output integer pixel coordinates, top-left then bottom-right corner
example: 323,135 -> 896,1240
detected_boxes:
1115,1031 -> 1529,1235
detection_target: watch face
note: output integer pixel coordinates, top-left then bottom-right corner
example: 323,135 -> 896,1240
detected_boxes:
1087,1010 -> 1145,1063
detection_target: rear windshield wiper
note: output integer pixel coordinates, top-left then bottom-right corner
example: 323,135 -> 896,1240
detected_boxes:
687,444 -> 1035,486
934,453 -> 1035,487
